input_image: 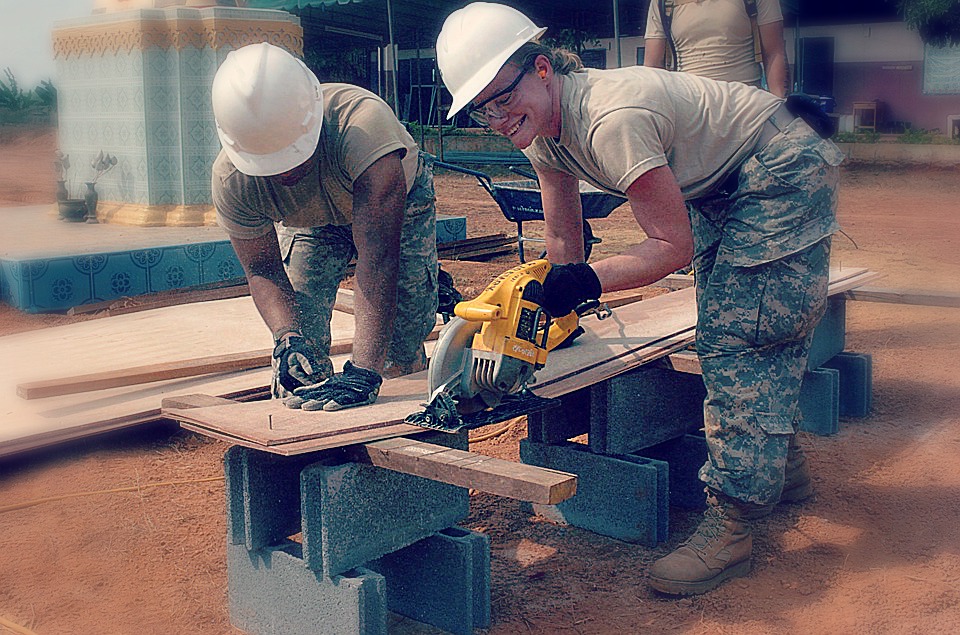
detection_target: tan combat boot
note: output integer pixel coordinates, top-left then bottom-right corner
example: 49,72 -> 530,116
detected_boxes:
648,491 -> 753,595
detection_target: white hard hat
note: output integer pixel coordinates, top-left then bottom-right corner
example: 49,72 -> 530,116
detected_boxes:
436,2 -> 546,120
212,42 -> 323,177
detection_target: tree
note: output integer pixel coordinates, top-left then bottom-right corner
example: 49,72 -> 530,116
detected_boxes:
896,0 -> 960,47
542,28 -> 601,55
34,80 -> 58,112
0,68 -> 35,112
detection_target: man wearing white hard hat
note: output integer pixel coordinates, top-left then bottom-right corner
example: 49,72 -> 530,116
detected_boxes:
436,3 -> 842,595
211,42 -> 438,411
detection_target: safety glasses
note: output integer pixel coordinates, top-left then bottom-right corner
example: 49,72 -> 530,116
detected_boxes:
466,68 -> 528,126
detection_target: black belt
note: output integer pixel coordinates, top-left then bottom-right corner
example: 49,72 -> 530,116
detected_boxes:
754,102 -> 795,154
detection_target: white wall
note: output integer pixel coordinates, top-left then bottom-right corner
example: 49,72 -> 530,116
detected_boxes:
784,22 -> 924,64
597,21 -> 924,69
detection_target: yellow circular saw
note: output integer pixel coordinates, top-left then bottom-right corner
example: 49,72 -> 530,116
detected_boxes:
407,259 -> 610,432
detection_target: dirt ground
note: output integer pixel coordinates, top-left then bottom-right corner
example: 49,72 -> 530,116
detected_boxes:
1,125 -> 959,634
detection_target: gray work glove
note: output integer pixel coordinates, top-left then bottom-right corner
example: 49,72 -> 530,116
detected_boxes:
284,360 -> 383,412
272,329 -> 327,393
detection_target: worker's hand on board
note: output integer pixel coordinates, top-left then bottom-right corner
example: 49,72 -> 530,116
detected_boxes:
272,329 -> 328,393
542,263 -> 602,317
284,360 -> 383,411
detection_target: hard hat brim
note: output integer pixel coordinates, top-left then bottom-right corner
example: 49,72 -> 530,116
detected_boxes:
445,25 -> 547,120
217,70 -> 324,177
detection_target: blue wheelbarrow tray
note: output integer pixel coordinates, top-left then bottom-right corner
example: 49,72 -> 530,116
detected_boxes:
490,180 -> 625,223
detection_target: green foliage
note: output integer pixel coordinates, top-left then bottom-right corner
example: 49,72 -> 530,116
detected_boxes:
34,80 -> 58,110
834,131 -> 882,143
542,29 -> 602,54
0,68 -> 35,112
897,126 -> 939,143
896,0 -> 960,46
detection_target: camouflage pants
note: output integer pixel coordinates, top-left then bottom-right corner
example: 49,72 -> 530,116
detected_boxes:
690,120 -> 840,506
275,152 -> 438,392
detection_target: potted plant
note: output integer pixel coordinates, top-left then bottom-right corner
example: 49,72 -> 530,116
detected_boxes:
54,150 -> 87,222
83,151 -> 117,224
53,149 -> 116,222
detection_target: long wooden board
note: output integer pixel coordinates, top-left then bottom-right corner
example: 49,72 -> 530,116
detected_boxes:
844,286 -> 960,308
163,269 -> 878,455
17,324 -> 442,400
167,394 -> 577,504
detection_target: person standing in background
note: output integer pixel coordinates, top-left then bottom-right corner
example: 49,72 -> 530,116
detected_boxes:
643,0 -> 789,97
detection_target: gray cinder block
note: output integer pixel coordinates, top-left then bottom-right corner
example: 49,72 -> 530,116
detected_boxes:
227,541 -> 387,635
526,387 -> 591,444
637,434 -> 708,511
799,367 -> 841,435
589,364 -> 705,455
822,351 -> 873,417
808,296 -> 847,370
520,438 -> 668,546
300,460 -> 470,578
367,526 -> 491,634
224,446 -> 329,551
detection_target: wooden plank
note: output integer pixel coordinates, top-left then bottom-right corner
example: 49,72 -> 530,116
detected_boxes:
67,277 -> 249,316
17,323 -> 442,400
544,269 -> 879,394
108,284 -> 252,317
162,269 -> 877,455
4,269 -> 876,459
18,349 -> 273,400
844,286 -> 960,308
666,351 -> 702,375
166,394 -> 577,503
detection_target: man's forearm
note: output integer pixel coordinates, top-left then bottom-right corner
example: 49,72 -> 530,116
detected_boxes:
246,274 -> 300,337
352,255 -> 399,372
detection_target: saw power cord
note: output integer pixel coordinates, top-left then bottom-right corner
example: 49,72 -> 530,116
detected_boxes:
0,476 -> 224,514
0,614 -> 38,635
469,418 -> 520,444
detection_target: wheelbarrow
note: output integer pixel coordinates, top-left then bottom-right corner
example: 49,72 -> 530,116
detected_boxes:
435,161 -> 626,263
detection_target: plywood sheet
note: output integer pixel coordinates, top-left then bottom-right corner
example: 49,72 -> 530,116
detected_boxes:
0,296 -> 356,455
164,268 -> 877,455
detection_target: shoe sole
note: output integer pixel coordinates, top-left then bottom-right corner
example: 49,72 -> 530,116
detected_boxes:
648,558 -> 752,596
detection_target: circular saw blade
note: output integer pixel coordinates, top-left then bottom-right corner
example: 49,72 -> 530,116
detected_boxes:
427,316 -> 481,395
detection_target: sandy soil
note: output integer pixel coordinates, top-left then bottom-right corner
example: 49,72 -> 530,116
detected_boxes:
1,124 -> 959,634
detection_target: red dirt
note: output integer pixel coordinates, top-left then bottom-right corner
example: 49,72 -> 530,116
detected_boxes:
1,124 -> 960,634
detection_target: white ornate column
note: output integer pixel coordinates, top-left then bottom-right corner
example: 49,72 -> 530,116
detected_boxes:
53,5 -> 302,226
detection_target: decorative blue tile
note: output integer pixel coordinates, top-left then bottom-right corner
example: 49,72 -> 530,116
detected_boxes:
1,240 -> 242,313
436,216 -> 467,244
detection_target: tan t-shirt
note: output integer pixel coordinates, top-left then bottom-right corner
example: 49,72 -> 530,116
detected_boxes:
644,0 -> 784,85
523,66 -> 782,200
213,83 -> 419,240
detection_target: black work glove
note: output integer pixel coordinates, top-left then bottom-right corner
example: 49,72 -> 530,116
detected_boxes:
284,360 -> 383,412
437,265 -> 462,321
542,262 -> 602,317
272,329 -> 327,393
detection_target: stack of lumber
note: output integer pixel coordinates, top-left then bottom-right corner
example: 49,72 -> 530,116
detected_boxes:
0,297 -> 350,458
163,268 -> 879,456
1,268 -> 878,459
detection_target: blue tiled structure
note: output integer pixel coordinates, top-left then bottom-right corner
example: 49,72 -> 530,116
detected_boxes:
1,241 -> 240,312
1,215 -> 466,313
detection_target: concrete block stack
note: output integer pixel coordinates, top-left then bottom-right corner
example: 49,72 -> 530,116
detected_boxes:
223,429 -> 490,635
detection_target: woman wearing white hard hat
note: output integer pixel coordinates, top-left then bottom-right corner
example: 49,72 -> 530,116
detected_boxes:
437,2 -> 843,596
